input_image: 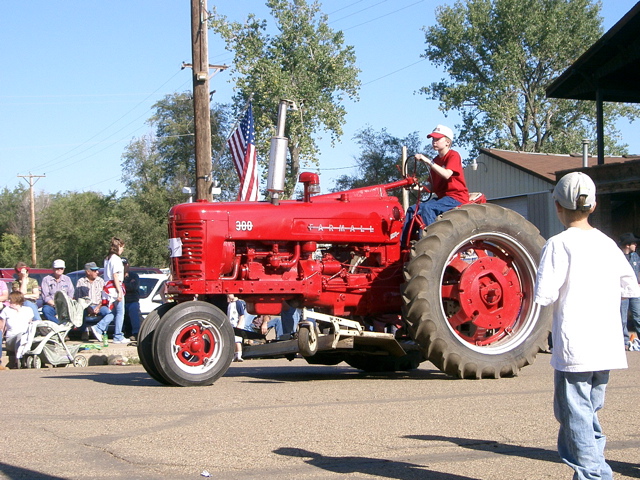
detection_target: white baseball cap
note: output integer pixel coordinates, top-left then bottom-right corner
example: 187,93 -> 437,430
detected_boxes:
52,259 -> 66,269
427,125 -> 454,142
552,172 -> 596,211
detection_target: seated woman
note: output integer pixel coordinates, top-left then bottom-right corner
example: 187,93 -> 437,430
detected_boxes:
402,125 -> 469,244
11,262 -> 41,321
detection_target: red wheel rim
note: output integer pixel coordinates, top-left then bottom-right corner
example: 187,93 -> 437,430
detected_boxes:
442,241 -> 524,346
174,323 -> 217,366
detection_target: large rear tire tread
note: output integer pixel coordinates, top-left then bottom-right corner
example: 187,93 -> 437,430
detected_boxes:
401,204 -> 552,379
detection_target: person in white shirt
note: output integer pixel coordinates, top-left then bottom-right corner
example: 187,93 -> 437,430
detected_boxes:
90,237 -> 130,345
534,172 -> 640,480
226,293 -> 246,362
0,291 -> 35,368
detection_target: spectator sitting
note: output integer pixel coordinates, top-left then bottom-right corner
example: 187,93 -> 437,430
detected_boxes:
244,314 -> 283,340
74,261 -> 105,341
0,277 -> 7,306
0,291 -> 34,369
122,258 -> 141,341
281,300 -> 301,336
40,259 -> 74,324
11,262 -> 41,321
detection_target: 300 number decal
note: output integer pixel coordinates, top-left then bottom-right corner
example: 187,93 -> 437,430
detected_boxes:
235,220 -> 253,231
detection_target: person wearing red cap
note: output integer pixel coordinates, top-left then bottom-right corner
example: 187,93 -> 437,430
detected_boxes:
402,124 -> 469,243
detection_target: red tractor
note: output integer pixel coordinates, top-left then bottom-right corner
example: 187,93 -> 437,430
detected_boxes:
139,103 -> 551,386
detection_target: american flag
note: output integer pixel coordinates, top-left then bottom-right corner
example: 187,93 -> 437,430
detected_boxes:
227,102 -> 259,201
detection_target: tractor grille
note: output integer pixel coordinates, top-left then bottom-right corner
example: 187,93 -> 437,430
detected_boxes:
173,220 -> 205,280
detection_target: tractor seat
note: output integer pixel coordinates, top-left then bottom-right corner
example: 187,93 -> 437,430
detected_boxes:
468,192 -> 486,204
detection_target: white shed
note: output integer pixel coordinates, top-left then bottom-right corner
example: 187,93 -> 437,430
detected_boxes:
464,148 -> 640,239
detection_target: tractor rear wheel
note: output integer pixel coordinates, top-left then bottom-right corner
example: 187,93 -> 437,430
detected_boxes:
402,203 -> 551,379
152,301 -> 234,387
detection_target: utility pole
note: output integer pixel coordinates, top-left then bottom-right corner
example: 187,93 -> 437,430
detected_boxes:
18,173 -> 45,267
190,0 -> 215,201
187,0 -> 227,201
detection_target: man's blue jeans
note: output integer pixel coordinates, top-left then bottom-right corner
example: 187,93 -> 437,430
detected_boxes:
42,304 -> 60,324
554,370 -> 612,480
620,297 -> 640,343
96,300 -> 126,341
124,301 -> 141,337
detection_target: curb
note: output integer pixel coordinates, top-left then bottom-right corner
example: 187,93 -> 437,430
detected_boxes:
1,340 -> 140,369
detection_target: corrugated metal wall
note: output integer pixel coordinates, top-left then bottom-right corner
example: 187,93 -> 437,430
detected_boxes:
464,152 -> 563,239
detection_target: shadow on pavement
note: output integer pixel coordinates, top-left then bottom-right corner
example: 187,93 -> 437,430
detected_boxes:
0,462 -> 67,480
407,434 -> 640,479
44,371 -> 162,387
226,363 -> 454,383
274,447 -> 478,480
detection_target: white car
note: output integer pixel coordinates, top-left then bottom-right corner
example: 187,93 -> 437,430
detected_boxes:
137,273 -> 169,317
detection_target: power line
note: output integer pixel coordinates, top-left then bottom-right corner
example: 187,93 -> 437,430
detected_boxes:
27,69 -> 186,173
329,0 -> 389,24
342,0 -> 425,31
362,58 -> 427,86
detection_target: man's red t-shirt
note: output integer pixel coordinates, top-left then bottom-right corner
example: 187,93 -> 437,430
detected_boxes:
431,149 -> 469,204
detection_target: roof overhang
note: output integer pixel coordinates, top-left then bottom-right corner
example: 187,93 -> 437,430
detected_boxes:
546,2 -> 640,102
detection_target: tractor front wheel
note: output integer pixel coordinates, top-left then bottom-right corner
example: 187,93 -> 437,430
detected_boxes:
151,301 -> 234,387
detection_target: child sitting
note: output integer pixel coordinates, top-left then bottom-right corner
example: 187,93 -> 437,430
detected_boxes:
0,291 -> 35,368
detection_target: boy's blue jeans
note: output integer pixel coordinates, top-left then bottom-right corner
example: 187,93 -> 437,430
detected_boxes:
554,370 -> 612,480
401,196 -> 462,244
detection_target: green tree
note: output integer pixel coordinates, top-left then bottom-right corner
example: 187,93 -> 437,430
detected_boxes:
123,93 -> 237,202
36,192 -> 117,270
0,186 -> 29,238
0,233 -> 28,267
421,0 -> 640,157
333,127 -> 425,200
211,0 -> 360,197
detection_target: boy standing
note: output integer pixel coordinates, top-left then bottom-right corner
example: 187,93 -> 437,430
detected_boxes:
534,172 -> 639,480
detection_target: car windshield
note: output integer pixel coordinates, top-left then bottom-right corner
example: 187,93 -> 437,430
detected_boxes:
138,277 -> 162,299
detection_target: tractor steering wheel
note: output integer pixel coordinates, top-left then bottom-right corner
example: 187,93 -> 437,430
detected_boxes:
403,155 -> 433,204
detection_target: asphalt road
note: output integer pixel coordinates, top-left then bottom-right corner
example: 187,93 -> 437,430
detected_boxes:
2,353 -> 639,480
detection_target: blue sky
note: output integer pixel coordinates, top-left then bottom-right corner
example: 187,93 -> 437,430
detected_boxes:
1,0 -> 637,197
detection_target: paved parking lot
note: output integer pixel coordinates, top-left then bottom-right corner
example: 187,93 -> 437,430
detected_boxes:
1,352 -> 639,479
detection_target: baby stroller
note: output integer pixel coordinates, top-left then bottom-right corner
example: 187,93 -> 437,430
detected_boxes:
21,291 -> 90,368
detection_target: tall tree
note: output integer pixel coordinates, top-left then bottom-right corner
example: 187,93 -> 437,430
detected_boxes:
421,0 -> 640,157
0,185 -> 52,266
210,0 -> 361,197
137,92 -> 236,200
36,191 -> 117,270
333,127 -> 425,200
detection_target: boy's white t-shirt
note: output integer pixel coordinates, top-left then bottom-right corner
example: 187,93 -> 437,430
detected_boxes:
1,305 -> 34,338
535,227 -> 640,372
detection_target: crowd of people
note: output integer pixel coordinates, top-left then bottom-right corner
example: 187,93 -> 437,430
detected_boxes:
0,236 -> 144,368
